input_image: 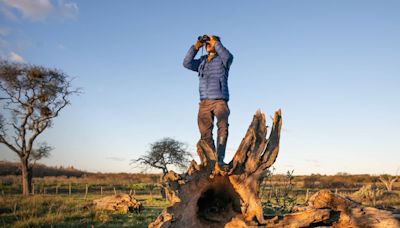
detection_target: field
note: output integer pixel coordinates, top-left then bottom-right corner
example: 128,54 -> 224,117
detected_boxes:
0,169 -> 399,227
0,194 -> 167,227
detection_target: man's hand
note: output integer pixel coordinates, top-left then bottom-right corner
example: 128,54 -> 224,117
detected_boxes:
194,40 -> 203,50
206,35 -> 219,49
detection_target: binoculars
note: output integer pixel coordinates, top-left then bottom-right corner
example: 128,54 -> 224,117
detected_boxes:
197,35 -> 221,44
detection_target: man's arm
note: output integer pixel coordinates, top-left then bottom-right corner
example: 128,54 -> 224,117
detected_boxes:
183,42 -> 202,72
213,40 -> 234,69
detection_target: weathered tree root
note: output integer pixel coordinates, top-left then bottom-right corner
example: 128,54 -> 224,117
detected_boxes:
150,109 -> 282,228
302,189 -> 400,228
149,110 -> 399,228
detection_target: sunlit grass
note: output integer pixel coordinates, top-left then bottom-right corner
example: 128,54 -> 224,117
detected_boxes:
0,187 -> 398,227
0,194 -> 167,227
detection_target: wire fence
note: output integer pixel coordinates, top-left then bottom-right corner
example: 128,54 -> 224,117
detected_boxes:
0,183 -> 162,197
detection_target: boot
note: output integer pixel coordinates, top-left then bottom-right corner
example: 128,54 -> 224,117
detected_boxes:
216,136 -> 229,171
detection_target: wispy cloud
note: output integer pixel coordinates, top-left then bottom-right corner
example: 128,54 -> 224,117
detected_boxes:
106,157 -> 126,162
305,159 -> 321,167
0,1 -> 18,20
1,0 -> 53,21
0,0 -> 78,21
58,0 -> 78,19
8,51 -> 25,63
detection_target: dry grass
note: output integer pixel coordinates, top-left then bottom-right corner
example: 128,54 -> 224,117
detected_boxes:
0,194 -> 168,227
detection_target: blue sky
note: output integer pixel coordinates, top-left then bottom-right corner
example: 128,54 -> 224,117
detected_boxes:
0,0 -> 399,175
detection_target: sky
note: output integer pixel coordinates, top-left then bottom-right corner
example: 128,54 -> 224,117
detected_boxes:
0,0 -> 399,175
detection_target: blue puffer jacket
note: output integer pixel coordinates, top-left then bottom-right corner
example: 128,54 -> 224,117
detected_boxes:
183,41 -> 233,101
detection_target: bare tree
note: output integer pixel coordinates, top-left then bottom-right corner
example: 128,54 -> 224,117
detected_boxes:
132,137 -> 192,175
0,61 -> 80,196
379,171 -> 399,192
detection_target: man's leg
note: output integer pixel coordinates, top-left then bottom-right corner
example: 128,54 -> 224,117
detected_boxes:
198,100 -> 215,151
214,100 -> 230,167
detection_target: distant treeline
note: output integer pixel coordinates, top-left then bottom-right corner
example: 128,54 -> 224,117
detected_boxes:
1,160 -> 397,190
266,173 -> 387,189
0,161 -> 161,186
0,161 -> 86,177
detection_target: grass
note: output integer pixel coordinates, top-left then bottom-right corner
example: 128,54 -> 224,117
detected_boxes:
1,180 -> 399,227
0,194 -> 168,228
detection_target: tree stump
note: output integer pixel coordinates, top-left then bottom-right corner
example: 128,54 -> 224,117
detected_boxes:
149,109 -> 400,227
149,109 -> 283,227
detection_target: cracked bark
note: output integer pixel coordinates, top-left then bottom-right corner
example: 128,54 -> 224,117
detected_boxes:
149,110 -> 399,228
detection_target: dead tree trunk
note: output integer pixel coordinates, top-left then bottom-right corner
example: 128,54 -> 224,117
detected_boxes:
150,109 -> 282,227
149,109 -> 400,228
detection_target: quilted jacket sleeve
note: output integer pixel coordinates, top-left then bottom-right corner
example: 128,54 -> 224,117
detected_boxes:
183,45 -> 201,72
214,41 -> 234,69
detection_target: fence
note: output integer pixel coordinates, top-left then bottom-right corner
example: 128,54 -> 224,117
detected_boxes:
0,183 -> 162,197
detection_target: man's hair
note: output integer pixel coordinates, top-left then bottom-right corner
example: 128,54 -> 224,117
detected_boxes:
213,35 -> 221,42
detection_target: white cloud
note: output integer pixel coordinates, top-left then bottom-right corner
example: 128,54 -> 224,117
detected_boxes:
58,0 -> 78,19
0,0 -> 78,21
9,51 -> 25,63
1,0 -> 53,21
0,4 -> 18,20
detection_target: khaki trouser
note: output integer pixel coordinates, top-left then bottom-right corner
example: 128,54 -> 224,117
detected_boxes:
198,99 -> 230,151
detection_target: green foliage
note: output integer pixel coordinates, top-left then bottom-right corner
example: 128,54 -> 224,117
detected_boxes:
352,184 -> 383,206
262,169 -> 299,215
131,183 -> 159,191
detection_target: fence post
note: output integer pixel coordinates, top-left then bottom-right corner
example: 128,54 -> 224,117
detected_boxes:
113,187 -> 117,196
55,186 -> 58,195
335,188 -> 338,194
129,189 -> 132,195
305,188 -> 309,202
100,186 -> 103,196
69,183 -> 72,196
372,183 -> 377,206
85,184 -> 88,199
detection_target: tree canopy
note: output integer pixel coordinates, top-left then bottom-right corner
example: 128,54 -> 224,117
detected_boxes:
133,137 -> 192,175
0,61 -> 80,195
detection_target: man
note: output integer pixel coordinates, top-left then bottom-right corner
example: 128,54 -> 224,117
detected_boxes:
183,34 -> 234,169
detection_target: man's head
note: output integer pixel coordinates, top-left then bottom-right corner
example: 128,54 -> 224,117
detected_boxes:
198,35 -> 220,54
205,42 -> 215,53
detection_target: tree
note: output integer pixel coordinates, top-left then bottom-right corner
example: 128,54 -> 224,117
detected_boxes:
150,110 -> 282,227
132,137 -> 192,175
379,174 -> 398,192
0,61 -> 79,196
149,110 -> 400,228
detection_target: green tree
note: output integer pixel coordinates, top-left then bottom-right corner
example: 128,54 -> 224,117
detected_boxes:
0,61 -> 80,196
